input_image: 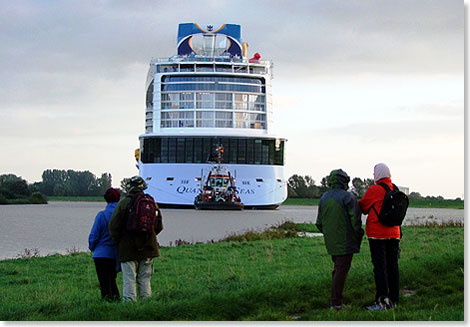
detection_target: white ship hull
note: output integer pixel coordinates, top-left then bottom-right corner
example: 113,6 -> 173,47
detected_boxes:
140,163 -> 287,207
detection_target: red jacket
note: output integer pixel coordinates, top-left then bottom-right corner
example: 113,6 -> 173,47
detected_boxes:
359,177 -> 400,239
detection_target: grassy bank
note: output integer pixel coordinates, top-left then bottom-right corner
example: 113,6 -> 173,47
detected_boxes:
283,197 -> 464,209
0,192 -> 48,205
0,223 -> 463,321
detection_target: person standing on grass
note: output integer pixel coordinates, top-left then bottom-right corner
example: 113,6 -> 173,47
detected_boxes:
109,176 -> 163,302
88,187 -> 121,302
359,163 -> 401,310
316,169 -> 364,311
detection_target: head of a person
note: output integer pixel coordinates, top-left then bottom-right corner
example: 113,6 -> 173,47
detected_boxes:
124,176 -> 148,194
373,163 -> 391,183
104,188 -> 120,203
327,169 -> 350,190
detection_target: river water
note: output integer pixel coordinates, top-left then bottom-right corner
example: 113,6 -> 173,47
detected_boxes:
0,202 -> 464,260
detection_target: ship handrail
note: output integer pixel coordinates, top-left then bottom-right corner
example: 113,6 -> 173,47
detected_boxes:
151,56 -> 270,65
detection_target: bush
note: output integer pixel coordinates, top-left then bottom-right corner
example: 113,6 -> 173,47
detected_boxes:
0,194 -> 7,204
29,192 -> 48,204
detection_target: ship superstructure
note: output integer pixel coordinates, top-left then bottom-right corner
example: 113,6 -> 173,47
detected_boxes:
138,23 -> 287,208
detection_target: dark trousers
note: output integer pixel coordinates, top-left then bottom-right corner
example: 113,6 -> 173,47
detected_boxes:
368,239 -> 400,304
330,254 -> 353,306
94,258 -> 120,301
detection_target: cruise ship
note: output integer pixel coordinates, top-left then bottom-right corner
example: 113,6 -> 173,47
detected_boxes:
137,23 -> 287,208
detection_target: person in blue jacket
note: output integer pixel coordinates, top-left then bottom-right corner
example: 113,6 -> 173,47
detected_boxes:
88,188 -> 121,301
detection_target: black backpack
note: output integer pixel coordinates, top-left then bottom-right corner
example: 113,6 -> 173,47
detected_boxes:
372,183 -> 409,227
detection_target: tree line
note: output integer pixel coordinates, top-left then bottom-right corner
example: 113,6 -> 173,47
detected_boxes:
0,170 -> 460,203
287,174 -> 461,201
287,174 -> 375,199
0,169 -> 113,204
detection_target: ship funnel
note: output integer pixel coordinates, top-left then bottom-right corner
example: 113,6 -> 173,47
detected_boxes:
242,42 -> 248,58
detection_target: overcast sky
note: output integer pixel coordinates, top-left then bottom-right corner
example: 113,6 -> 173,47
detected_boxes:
0,0 -> 464,198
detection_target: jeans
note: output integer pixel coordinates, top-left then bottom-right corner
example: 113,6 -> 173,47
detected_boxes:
330,254 -> 353,306
93,258 -> 120,301
368,239 -> 400,303
121,258 -> 154,302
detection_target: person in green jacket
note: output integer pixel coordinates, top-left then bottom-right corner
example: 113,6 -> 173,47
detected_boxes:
109,176 -> 163,302
316,169 -> 364,310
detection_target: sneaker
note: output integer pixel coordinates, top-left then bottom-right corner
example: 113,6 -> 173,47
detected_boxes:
330,305 -> 343,311
366,297 -> 393,311
330,304 -> 350,311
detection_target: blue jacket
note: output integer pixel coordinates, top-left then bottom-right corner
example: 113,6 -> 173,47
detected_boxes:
88,202 -> 118,259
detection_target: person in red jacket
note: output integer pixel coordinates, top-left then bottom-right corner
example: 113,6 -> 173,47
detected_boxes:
359,163 -> 400,310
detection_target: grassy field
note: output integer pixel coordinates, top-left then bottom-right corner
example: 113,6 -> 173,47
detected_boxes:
283,197 -> 464,209
0,223 -> 463,321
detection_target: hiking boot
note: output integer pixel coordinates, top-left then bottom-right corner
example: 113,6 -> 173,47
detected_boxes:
366,297 -> 393,311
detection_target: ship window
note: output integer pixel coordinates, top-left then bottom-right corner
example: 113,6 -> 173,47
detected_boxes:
180,64 -> 194,72
168,138 -> 177,163
235,112 -> 250,128
196,64 -> 213,72
237,139 -> 246,164
141,137 -> 285,166
196,93 -> 214,109
176,138 -> 185,163
194,138 -> 202,163
215,112 -> 232,128
215,65 -> 233,72
146,80 -> 154,108
196,111 -> 214,127
250,66 -> 265,74
234,66 -> 248,73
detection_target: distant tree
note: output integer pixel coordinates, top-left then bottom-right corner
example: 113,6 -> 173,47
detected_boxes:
408,192 -> 423,200
319,176 -> 329,196
95,173 -> 112,194
351,177 -> 374,199
0,174 -> 31,198
287,175 -> 320,198
120,177 -> 132,194
38,169 -> 113,196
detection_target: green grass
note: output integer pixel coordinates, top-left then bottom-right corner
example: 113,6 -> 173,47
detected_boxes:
282,198 -> 320,206
283,197 -> 463,209
0,223 -> 463,321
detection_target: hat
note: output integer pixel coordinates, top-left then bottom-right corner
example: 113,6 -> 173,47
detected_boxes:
126,176 -> 148,192
327,169 -> 350,190
104,188 -> 120,203
373,163 -> 391,182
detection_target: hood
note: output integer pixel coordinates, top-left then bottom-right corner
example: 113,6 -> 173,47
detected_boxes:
327,169 -> 350,190
374,163 -> 391,182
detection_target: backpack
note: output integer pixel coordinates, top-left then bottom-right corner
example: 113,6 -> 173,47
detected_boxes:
126,193 -> 158,233
372,183 -> 409,227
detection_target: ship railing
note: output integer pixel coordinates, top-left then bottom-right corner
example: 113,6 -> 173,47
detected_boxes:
151,55 -> 270,65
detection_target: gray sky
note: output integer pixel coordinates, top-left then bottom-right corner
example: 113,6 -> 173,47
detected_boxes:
0,0 -> 464,198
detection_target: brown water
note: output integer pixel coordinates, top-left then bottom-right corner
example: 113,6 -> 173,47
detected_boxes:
0,202 -> 463,260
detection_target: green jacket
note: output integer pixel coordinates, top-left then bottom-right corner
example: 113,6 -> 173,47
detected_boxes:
109,192 -> 163,262
316,174 -> 364,256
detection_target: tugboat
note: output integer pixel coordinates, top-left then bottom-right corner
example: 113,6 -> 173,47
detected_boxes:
194,146 -> 244,210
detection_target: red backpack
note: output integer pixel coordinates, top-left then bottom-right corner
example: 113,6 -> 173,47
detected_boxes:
126,193 -> 157,233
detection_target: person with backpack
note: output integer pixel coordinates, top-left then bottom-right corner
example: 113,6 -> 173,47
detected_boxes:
316,169 -> 364,311
359,163 -> 408,310
109,176 -> 163,302
88,188 -> 121,302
